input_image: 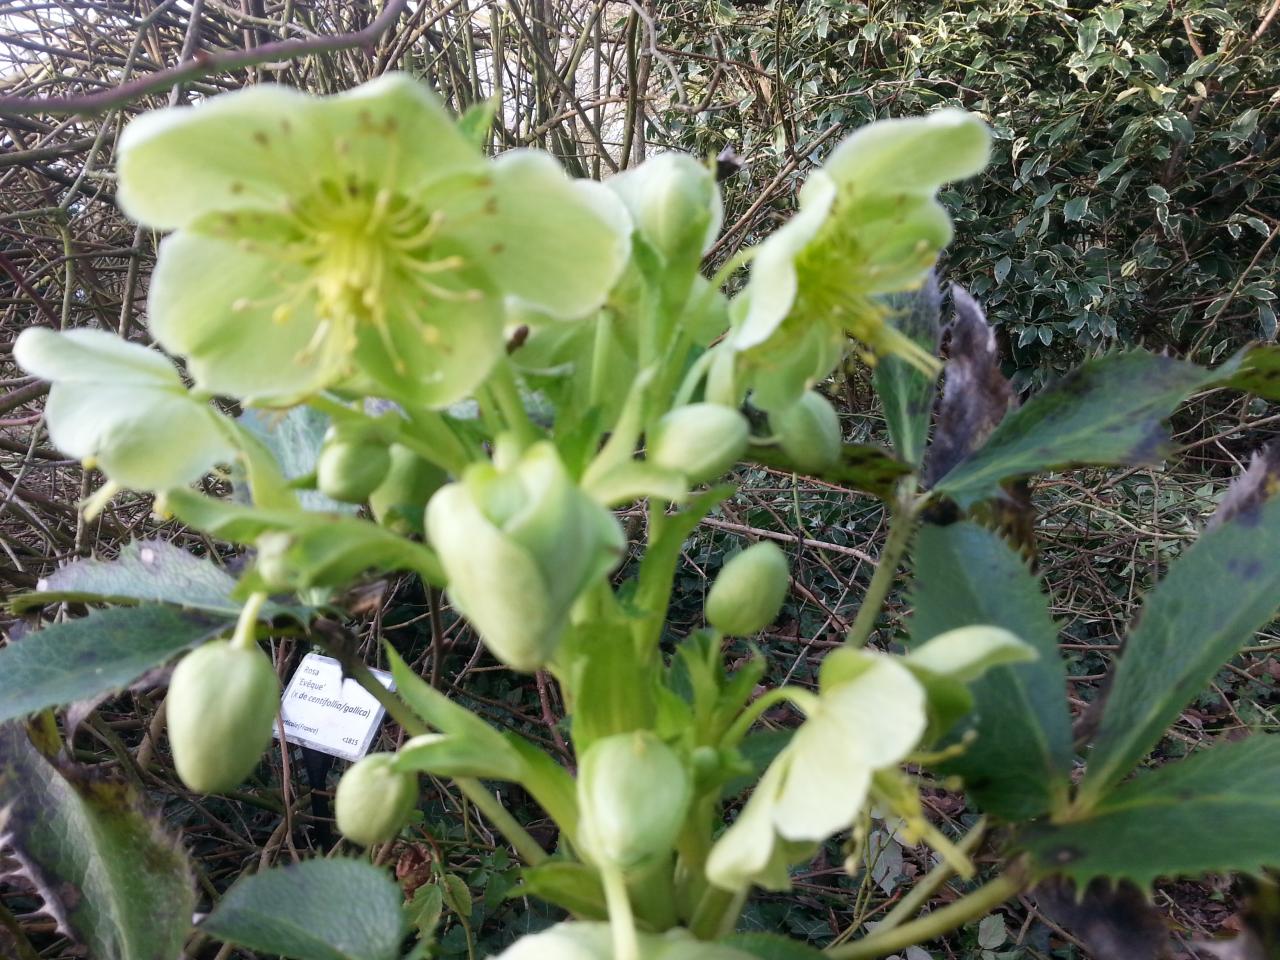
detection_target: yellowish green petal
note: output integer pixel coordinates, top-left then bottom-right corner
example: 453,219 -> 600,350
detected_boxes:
13,328 -> 235,491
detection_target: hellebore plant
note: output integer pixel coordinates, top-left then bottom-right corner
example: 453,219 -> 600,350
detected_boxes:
10,71 -> 1280,960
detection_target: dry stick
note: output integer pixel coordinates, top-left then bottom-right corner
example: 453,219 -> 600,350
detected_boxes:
0,0 -> 411,117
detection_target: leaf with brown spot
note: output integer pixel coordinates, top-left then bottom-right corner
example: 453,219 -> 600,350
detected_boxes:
0,722 -> 194,960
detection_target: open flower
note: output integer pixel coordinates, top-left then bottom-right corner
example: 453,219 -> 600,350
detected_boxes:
706,626 -> 1032,892
118,74 -> 630,407
426,440 -> 624,671
706,649 -> 926,892
725,109 -> 990,411
13,328 -> 236,491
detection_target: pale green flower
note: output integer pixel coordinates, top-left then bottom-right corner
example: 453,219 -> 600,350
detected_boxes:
426,440 -> 624,671
493,923 -> 754,960
706,626 -> 1032,892
706,649 -> 926,892
118,74 -> 630,407
726,109 -> 990,411
13,328 -> 235,491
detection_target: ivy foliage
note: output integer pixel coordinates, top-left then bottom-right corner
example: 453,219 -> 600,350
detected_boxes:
659,0 -> 1278,384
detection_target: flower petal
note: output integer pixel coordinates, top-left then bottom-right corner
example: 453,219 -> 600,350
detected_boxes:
905,625 -> 1034,682
705,757 -> 791,891
435,150 -> 632,319
771,715 -> 874,842
14,328 -> 236,490
45,383 -> 235,490
824,109 -> 990,196
117,85 -> 321,230
820,652 -> 928,769
312,73 -> 483,196
730,172 -> 836,350
147,232 -> 338,403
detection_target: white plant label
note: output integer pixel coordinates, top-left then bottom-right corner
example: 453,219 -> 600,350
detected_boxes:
274,652 -> 395,761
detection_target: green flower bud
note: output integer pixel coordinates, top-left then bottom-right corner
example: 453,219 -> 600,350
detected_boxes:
578,732 -> 690,871
649,404 -> 749,484
316,436 -> 391,504
427,441 -> 624,672
166,640 -> 279,793
774,391 -> 842,472
705,542 -> 790,636
609,153 -> 722,266
335,753 -> 418,846
368,444 -> 446,535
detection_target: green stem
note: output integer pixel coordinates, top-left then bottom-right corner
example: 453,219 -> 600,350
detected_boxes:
689,884 -> 737,940
230,592 -> 268,651
345,661 -> 549,866
825,872 -> 1024,959
720,686 -> 818,749
602,864 -> 640,960
487,360 -> 540,448
845,492 -> 919,648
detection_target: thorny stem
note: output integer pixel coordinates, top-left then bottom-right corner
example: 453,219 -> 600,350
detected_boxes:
825,871 -> 1025,959
344,660 -> 549,866
845,487 -> 920,648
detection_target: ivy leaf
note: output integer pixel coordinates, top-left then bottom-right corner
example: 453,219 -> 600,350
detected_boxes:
1080,445 -> 1280,802
909,522 -> 1072,820
935,351 -> 1227,509
201,859 -> 407,960
1023,736 -> 1280,890
922,286 -> 1013,488
0,722 -> 195,960
874,271 -> 942,467
0,605 -> 230,725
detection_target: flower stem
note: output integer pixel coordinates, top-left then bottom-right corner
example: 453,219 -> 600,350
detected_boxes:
487,360 -> 540,449
845,490 -> 919,648
602,864 -> 640,960
230,592 -> 268,651
825,872 -> 1024,959
344,659 -> 548,866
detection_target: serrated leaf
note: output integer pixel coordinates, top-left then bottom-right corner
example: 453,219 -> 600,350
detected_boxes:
201,859 -> 407,960
923,287 -> 1012,488
10,539 -> 239,615
721,932 -> 826,959
0,722 -> 195,960
909,523 -> 1072,820
1080,449 -> 1280,802
1025,737 -> 1280,889
875,272 -> 942,467
935,351 -> 1223,509
0,605 -> 230,725
440,873 -> 472,918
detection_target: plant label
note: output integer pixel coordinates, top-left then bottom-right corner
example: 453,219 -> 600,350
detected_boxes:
274,652 -> 395,761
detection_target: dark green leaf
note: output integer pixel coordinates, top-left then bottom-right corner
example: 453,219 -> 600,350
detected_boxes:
0,723 -> 195,960
9,539 -> 239,615
201,859 -> 407,960
875,272 -> 942,467
936,351 -> 1222,508
1025,737 -> 1280,889
910,522 -> 1072,820
722,933 -> 826,959
1211,344 -> 1280,401
0,605 -> 230,725
1080,448 -> 1280,802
